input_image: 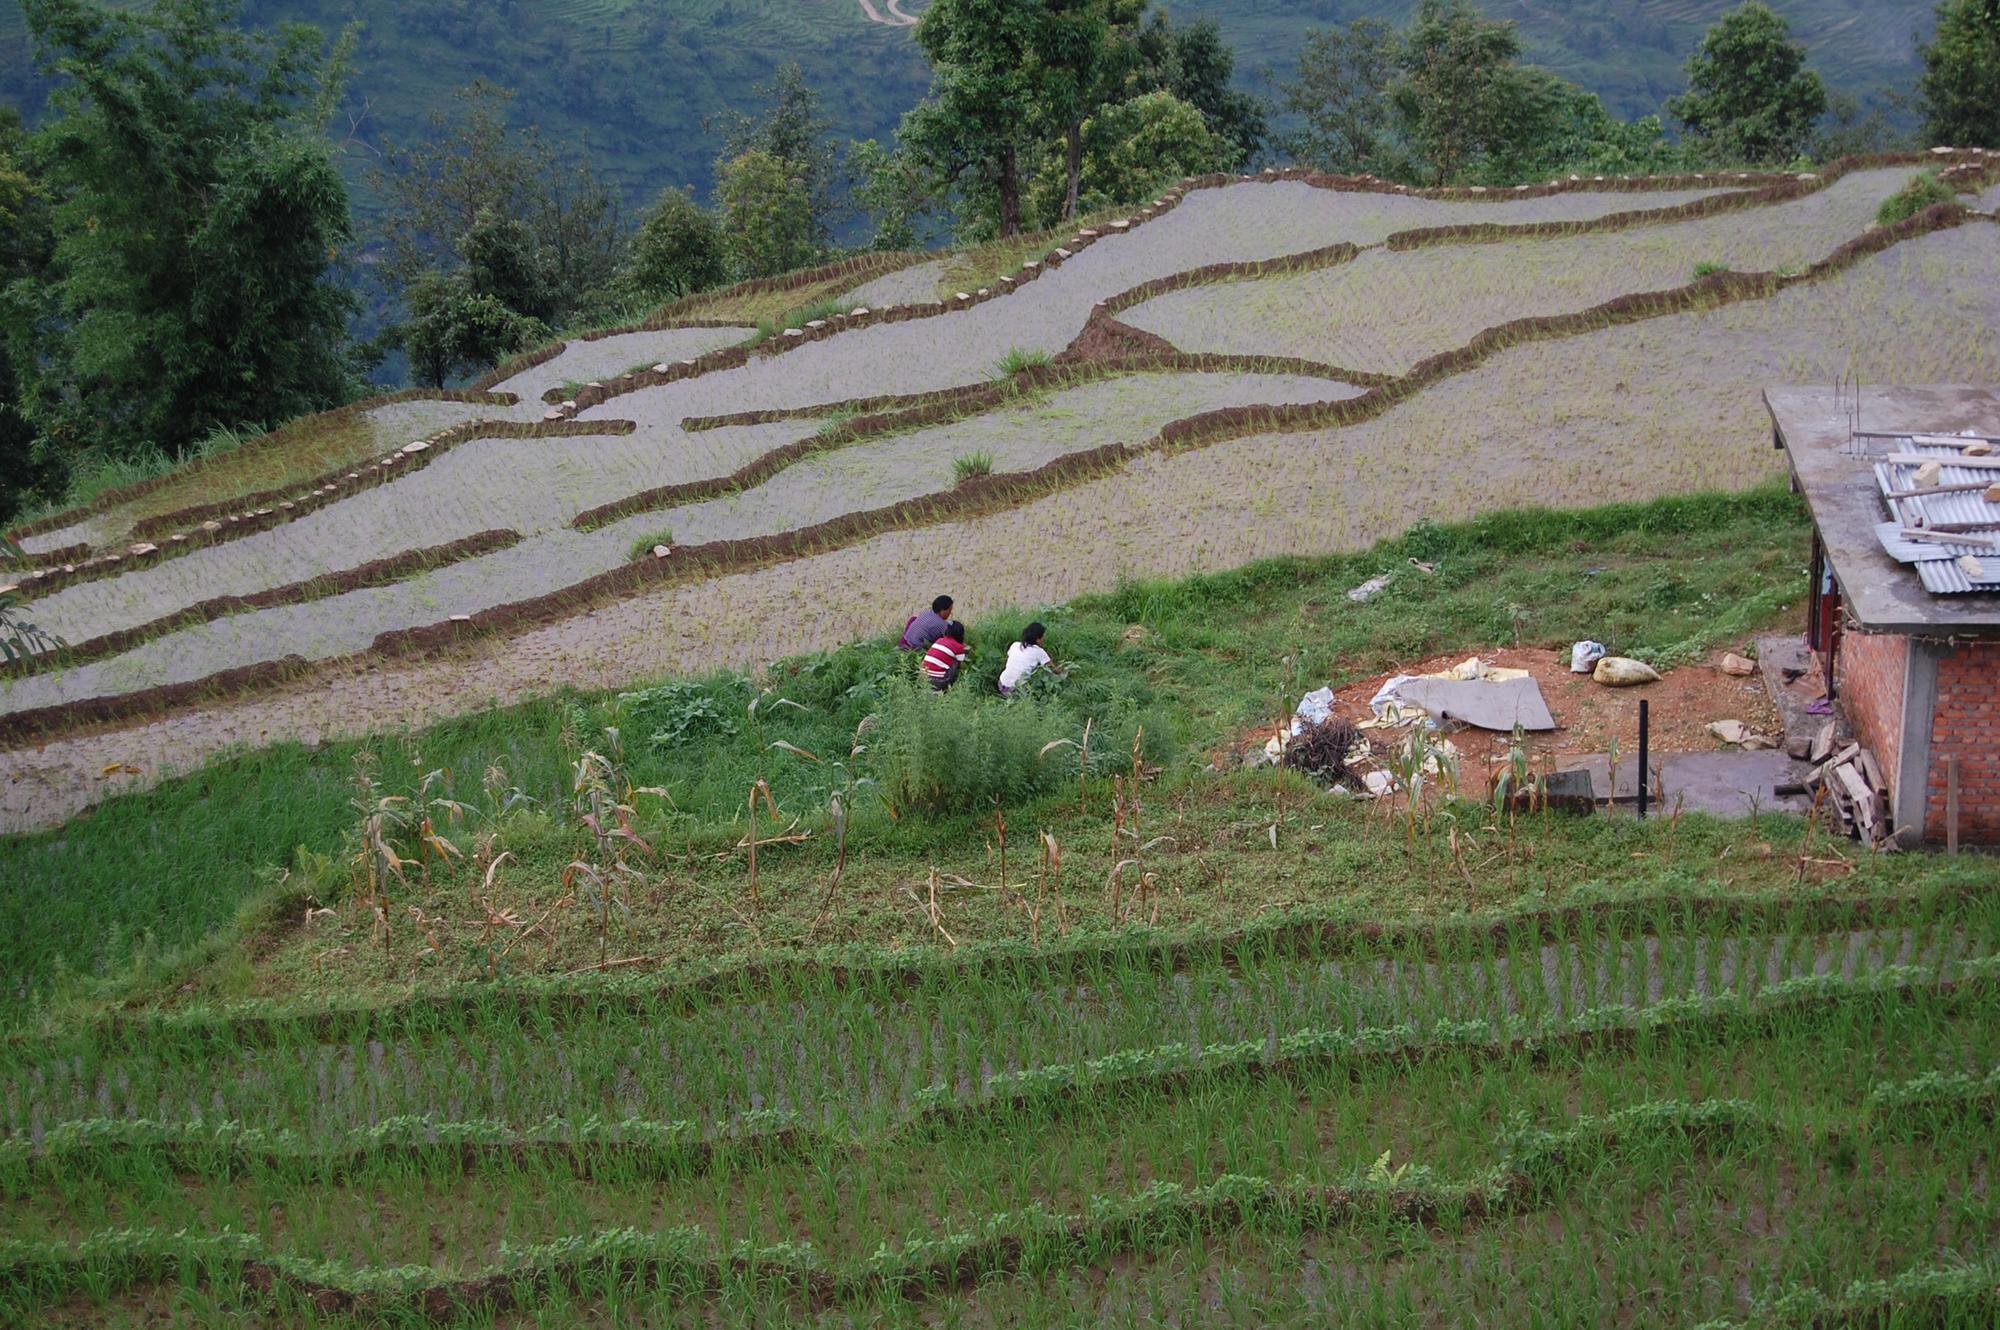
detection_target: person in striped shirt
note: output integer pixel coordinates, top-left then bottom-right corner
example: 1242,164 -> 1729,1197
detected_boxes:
921,621 -> 969,691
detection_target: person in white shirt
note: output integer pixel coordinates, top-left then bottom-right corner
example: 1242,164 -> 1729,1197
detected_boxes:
997,621 -> 1052,695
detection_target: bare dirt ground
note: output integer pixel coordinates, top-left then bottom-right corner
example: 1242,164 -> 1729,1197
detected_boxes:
1220,644 -> 1786,767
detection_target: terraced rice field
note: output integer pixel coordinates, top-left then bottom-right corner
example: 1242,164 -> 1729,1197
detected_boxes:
3,154 -> 1997,822
1120,166 -> 1917,375
5,894 -> 1996,1323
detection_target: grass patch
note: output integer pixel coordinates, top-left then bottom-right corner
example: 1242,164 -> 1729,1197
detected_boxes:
936,203 -> 1133,299
1692,259 -> 1730,278
1876,171 -> 1957,226
747,293 -> 851,348
626,527 -> 674,561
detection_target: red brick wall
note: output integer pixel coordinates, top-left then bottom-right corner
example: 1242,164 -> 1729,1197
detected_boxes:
1833,629 -> 1905,801
1923,639 -> 2000,843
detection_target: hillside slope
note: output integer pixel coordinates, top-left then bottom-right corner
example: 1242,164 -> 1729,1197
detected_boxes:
4,149 -> 1997,829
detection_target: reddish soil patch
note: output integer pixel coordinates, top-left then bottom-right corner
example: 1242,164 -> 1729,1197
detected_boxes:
1228,643 -> 1783,768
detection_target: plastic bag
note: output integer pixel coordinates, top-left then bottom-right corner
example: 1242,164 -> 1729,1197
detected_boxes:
1570,640 -> 1607,674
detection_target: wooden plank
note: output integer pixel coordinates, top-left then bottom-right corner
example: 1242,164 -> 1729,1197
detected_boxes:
1835,764 -> 1878,838
1883,481 -> 1997,499
1857,747 -> 1887,798
1916,520 -> 2000,534
1855,429 -> 2000,443
1883,452 -> 2000,470
1809,721 -> 1836,764
1829,742 -> 1861,768
1947,755 -> 1960,855
1898,527 -> 2000,551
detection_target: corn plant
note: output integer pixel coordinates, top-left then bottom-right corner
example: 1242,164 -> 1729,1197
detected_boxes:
564,727 -> 670,966
743,691 -> 816,904
344,751 -> 414,951
814,715 -> 880,924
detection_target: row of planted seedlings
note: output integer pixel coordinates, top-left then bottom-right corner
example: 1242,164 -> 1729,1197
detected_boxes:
7,883 -> 1997,1144
2,999 -> 1994,1320
7,878 -> 1997,1142
4,949 -> 1994,1231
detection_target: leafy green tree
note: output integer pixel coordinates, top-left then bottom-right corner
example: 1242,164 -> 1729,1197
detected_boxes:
461,206 -> 554,324
1025,90 -> 1234,227
1127,11 -> 1265,167
9,0 -> 358,469
371,81 -> 623,325
400,269 -> 546,390
908,0 -> 1044,237
849,139 -> 938,252
625,186 -> 726,301
1918,0 -> 2000,149
1032,0 -> 1143,222
712,62 -> 842,254
0,108 -> 56,521
1666,2 -> 1826,165
716,150 -> 815,279
1390,0 -> 1534,185
1282,17 -> 1401,175
1812,92 -> 1903,159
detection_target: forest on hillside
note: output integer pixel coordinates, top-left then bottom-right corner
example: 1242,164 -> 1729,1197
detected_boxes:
0,0 -> 1937,217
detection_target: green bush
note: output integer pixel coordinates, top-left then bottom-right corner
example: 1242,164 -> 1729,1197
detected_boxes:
1876,172 -> 1956,226
868,678 -> 1172,815
617,678 -> 748,748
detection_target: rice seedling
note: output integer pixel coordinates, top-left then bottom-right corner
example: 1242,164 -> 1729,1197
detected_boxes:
994,346 -> 1052,378
952,451 -> 996,484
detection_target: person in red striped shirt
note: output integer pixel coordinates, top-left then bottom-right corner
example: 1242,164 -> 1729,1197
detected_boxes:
921,621 -> 969,691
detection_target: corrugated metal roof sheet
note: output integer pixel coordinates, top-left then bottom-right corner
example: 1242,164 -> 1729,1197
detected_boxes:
1870,439 -> 2000,595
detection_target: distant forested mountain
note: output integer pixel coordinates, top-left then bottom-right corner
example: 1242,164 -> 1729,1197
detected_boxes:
0,0 -> 1933,223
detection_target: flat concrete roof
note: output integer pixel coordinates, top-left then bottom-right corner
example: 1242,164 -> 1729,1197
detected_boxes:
1765,384 -> 2000,636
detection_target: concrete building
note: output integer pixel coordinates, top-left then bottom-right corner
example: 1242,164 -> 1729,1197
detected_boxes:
1766,384 -> 2000,847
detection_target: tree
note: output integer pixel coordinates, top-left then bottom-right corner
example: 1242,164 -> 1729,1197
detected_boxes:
1127,12 -> 1264,168
1032,0 -> 1143,222
9,0 -> 357,468
1390,0 -> 1532,184
712,62 -> 842,254
400,269 -> 546,390
625,187 -> 726,301
1918,0 -> 2000,149
716,150 -> 815,280
909,0 -> 1045,237
1025,90 -> 1234,227
371,81 -> 623,326
461,207 -> 554,324
849,139 -> 938,252
1666,2 -> 1826,165
1285,4 -> 1691,185
1282,17 -> 1401,175
1812,92 -> 1902,160
0,107 -> 56,521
